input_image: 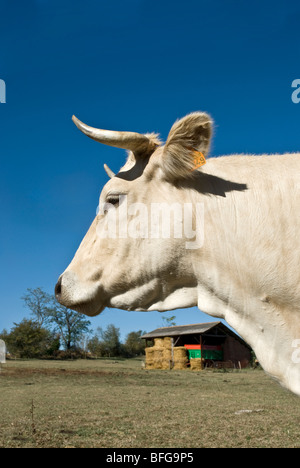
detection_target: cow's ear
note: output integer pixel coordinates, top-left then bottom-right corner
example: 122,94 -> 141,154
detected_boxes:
162,112 -> 213,180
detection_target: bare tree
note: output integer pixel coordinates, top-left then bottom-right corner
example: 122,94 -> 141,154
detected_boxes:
46,300 -> 92,350
22,287 -> 92,351
21,287 -> 52,327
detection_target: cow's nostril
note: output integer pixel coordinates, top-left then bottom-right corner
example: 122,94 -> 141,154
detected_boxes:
55,276 -> 62,299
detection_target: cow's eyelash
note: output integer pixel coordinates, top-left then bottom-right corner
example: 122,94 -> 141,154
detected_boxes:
105,193 -> 127,205
106,196 -> 120,205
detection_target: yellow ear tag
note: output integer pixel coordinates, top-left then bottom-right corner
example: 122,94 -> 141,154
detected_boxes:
192,150 -> 206,170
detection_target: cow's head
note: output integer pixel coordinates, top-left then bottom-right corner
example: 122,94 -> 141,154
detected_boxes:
55,112 -> 212,316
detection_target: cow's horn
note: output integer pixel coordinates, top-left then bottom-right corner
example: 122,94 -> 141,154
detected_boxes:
72,115 -> 156,155
104,163 -> 115,179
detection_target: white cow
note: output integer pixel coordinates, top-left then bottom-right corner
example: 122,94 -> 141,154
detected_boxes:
56,112 -> 300,396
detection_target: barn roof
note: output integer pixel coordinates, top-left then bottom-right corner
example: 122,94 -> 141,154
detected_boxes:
141,321 -> 221,339
141,321 -> 250,347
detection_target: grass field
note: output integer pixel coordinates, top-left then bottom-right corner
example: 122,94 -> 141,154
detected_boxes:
0,358 -> 299,448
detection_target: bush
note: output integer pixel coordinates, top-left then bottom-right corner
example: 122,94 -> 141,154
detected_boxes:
3,319 -> 60,359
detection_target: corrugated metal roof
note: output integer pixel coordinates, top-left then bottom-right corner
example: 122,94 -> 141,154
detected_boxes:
141,321 -> 222,339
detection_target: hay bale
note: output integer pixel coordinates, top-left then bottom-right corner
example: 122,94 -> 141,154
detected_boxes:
152,348 -> 164,360
190,358 -> 203,371
173,347 -> 188,359
172,347 -> 188,369
145,338 -> 175,370
145,361 -> 154,369
161,360 -> 172,370
163,348 -> 172,360
145,358 -> 154,368
145,347 -> 155,369
154,338 -> 165,348
173,359 -> 188,370
163,337 -> 172,348
149,348 -> 164,369
145,347 -> 155,357
152,359 -> 163,369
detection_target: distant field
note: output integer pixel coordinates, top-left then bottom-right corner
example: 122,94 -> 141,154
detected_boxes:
0,359 -> 299,448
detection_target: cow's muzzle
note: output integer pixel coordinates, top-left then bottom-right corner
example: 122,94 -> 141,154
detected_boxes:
55,271 -> 105,317
55,276 -> 62,300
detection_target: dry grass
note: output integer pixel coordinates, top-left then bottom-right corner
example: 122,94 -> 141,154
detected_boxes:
0,359 -> 299,448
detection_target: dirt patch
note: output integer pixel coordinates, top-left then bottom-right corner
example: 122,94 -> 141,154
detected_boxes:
0,367 -> 116,378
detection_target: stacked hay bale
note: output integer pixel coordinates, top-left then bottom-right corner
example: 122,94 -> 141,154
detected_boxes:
173,346 -> 188,370
152,346 -> 164,369
145,338 -> 189,370
162,337 -> 173,369
190,358 -> 204,371
145,347 -> 155,369
145,337 -> 173,370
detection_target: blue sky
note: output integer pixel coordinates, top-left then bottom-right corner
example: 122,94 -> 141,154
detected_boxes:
1,0 -> 300,340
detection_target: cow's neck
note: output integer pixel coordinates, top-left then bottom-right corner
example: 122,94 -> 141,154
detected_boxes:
191,156 -> 300,396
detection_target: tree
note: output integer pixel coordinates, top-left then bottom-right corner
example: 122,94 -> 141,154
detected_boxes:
124,330 -> 146,356
4,319 -> 58,358
21,287 -> 52,327
88,325 -> 123,357
87,334 -> 107,357
162,315 -> 176,327
99,324 -> 123,357
46,301 -> 91,350
21,287 -> 92,352
0,329 -> 9,342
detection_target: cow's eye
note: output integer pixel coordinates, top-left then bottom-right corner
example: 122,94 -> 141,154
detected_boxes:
106,195 -> 120,206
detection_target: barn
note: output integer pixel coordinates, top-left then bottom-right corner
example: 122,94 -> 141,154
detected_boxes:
142,322 -> 252,370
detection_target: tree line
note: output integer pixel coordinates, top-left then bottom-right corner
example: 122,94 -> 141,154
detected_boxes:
0,287 -> 145,359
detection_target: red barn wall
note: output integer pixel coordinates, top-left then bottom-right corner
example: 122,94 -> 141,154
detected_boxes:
223,336 -> 251,368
